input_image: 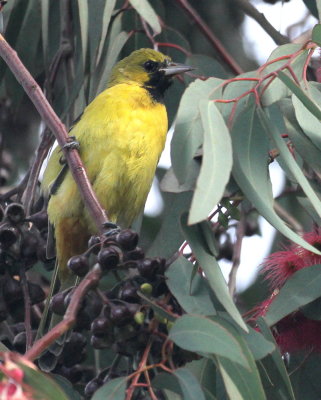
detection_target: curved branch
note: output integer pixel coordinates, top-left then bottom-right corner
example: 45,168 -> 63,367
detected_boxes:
235,0 -> 289,45
0,34 -> 109,233
175,0 -> 243,75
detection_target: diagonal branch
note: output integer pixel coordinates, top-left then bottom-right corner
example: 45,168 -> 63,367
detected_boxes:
235,0 -> 289,45
175,0 -> 243,75
0,34 -> 109,233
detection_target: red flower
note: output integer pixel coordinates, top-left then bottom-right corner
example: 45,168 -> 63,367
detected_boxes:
262,229 -> 321,290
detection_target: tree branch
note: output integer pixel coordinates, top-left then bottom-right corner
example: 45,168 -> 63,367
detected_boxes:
0,34 -> 109,233
235,0 -> 289,45
175,0 -> 243,75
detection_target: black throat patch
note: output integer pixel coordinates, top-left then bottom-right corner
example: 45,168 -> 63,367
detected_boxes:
144,71 -> 173,103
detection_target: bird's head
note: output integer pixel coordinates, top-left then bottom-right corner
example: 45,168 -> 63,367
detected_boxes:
107,48 -> 192,101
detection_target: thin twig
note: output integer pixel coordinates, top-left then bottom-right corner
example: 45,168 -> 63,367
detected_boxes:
25,265 -> 102,361
274,201 -> 304,234
19,268 -> 32,350
0,34 -> 109,233
175,0 -> 243,75
235,0 -> 289,45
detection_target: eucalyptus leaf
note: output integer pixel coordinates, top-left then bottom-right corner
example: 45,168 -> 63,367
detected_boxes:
174,368 -> 206,400
171,78 -> 224,185
189,101 -> 232,224
92,377 -> 127,400
264,264 -> 321,326
169,314 -> 250,368
166,256 -> 216,315
181,213 -> 247,331
129,0 -> 161,34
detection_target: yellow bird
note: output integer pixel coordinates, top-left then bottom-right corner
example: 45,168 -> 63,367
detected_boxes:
42,48 -> 191,288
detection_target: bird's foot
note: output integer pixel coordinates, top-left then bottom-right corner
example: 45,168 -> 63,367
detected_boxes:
102,222 -> 121,237
62,136 -> 80,151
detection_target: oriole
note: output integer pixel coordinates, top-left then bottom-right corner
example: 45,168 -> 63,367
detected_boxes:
42,48 -> 191,288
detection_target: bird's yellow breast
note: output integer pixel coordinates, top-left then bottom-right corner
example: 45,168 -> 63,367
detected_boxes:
43,83 -> 168,230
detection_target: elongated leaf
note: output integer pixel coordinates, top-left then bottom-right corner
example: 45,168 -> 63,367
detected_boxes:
231,103 -> 321,254
19,363 -> 69,400
77,0 -> 88,66
92,377 -> 126,400
97,0 -> 117,64
166,256 -> 216,315
181,213 -> 248,331
185,359 -> 217,400
292,82 -> 321,152
278,71 -> 321,120
129,0 -> 161,34
189,101 -> 232,224
96,31 -> 129,96
262,106 -> 321,220
257,318 -> 295,400
279,98 -> 321,175
312,23 -> 321,46
215,331 -> 266,400
174,368 -> 206,400
262,44 -> 307,106
169,315 -> 249,368
242,326 -> 275,360
41,0 -> 49,65
264,264 -> 321,326
171,78 -> 223,185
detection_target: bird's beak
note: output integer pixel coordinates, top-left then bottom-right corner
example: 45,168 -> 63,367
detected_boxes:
160,61 -> 193,76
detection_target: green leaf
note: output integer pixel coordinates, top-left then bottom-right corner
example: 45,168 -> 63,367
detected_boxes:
166,256 -> 216,315
169,315 -> 250,368
242,326 -> 275,360
262,44 -> 307,106
261,105 -> 321,221
312,23 -> 321,46
41,0 -> 49,65
292,82 -> 321,152
171,78 -> 223,185
77,0 -> 89,66
189,101 -> 232,224
185,359 -> 217,398
215,331 -> 266,400
185,54 -> 228,80
50,374 -> 82,400
279,98 -> 321,176
95,31 -> 129,96
174,368 -> 206,400
256,318 -> 295,400
97,0 -> 117,64
160,162 -> 200,193
129,0 -> 161,34
278,71 -> 321,120
264,264 -> 321,326
147,191 -> 192,258
181,213 -> 247,331
231,103 -> 320,254
19,363 -> 69,400
92,376 -> 127,400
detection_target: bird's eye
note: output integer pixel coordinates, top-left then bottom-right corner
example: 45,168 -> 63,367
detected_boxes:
144,60 -> 158,72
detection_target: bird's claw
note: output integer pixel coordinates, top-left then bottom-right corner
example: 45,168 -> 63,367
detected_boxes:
102,222 -> 120,237
62,136 -> 80,151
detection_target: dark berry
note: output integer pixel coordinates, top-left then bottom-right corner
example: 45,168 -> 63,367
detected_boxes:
51,291 -> 68,316
97,247 -> 120,271
0,224 -> 19,247
116,229 -> 139,251
4,203 -> 25,224
109,305 -> 131,326
91,317 -> 111,337
119,282 -> 138,303
27,210 -> 48,231
67,254 -> 89,277
88,235 -> 101,254
137,258 -> 159,279
4,277 -> 22,303
90,334 -> 113,349
125,247 -> 145,260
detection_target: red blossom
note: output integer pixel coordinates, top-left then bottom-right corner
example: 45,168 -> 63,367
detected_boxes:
262,229 -> 321,290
